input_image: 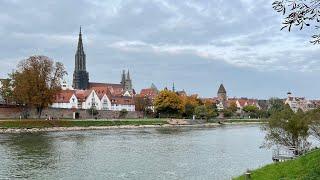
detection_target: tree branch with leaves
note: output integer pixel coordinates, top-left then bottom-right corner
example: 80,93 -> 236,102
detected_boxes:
273,0 -> 320,44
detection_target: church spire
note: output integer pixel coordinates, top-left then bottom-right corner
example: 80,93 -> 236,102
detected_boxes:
73,26 -> 89,90
126,70 -> 131,80
121,70 -> 126,87
77,26 -> 84,55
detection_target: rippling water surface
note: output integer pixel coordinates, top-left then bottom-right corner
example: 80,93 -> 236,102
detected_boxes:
0,125 -> 273,180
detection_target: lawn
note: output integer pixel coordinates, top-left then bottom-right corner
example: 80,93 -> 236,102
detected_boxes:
233,149 -> 320,180
0,119 -> 168,129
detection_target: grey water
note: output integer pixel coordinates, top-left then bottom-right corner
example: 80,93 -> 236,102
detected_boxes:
0,125 -> 272,180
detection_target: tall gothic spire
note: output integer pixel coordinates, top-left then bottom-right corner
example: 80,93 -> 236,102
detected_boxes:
126,70 -> 131,80
121,70 -> 126,87
73,26 -> 89,90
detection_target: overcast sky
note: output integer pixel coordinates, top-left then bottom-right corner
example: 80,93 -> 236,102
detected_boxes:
0,0 -> 319,99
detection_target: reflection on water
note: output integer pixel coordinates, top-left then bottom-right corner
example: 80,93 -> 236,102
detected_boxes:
0,125 -> 273,180
1,133 -> 56,179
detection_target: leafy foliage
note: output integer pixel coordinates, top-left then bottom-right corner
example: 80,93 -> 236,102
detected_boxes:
194,104 -> 218,120
134,96 -> 152,112
153,89 -> 183,117
272,0 -> 320,44
119,109 -> 128,118
263,105 -> 311,154
306,108 -> 320,141
268,97 -> 285,114
10,56 -> 67,118
87,107 -> 99,116
0,79 -> 13,104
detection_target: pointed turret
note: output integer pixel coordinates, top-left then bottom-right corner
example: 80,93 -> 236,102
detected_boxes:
126,70 -> 131,80
121,70 -> 126,87
217,84 -> 226,94
217,83 -> 227,102
150,83 -> 158,92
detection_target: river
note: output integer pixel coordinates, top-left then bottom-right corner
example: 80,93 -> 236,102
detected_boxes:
0,125 -> 272,180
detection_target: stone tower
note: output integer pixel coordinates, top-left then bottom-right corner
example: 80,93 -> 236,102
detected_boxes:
125,70 -> 133,91
73,27 -> 89,90
217,84 -> 227,101
120,70 -> 133,92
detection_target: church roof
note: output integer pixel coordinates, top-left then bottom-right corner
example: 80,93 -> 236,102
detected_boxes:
217,84 -> 226,94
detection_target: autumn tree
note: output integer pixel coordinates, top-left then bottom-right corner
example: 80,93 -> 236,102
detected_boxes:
228,101 -> 238,113
134,96 -> 152,112
11,56 -> 67,118
272,0 -> 320,44
181,95 -> 202,118
153,89 -> 183,118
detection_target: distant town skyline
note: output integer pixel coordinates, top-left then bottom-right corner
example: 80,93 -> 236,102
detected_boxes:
0,0 -> 319,99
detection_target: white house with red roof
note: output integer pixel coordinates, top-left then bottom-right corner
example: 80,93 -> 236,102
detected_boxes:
51,90 -> 78,109
51,89 -> 135,111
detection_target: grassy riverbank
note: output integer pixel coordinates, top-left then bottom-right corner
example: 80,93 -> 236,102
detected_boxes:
234,149 -> 320,180
0,119 -> 168,129
0,118 -> 266,129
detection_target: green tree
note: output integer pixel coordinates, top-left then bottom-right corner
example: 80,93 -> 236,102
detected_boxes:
153,89 -> 183,117
119,109 -> 128,118
243,105 -> 259,113
306,108 -> 320,142
194,105 -> 218,120
223,109 -> 233,118
268,98 -> 285,115
263,105 -> 310,155
0,79 -> 13,104
11,56 -> 67,118
87,106 -> 99,117
194,105 -> 207,120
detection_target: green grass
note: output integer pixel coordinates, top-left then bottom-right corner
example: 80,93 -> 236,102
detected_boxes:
0,119 -> 168,129
233,149 -> 320,180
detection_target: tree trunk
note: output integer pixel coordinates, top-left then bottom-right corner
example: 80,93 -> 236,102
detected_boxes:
37,106 -> 43,119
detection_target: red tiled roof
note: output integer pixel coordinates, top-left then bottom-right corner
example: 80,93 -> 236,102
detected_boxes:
140,88 -> 158,99
89,82 -> 123,96
54,90 -> 75,103
75,90 -> 92,102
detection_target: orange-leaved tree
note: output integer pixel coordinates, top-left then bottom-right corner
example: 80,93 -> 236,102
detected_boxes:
11,55 -> 67,118
153,89 -> 183,118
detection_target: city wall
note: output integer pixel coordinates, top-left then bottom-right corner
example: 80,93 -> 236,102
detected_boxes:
0,106 -> 143,119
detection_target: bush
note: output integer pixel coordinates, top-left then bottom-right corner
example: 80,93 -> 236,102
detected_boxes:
119,109 -> 128,118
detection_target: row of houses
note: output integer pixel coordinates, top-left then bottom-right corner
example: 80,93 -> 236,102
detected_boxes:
51,82 -> 135,111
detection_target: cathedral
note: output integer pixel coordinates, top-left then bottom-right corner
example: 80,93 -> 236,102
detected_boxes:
52,27 -> 136,112
72,27 -> 134,93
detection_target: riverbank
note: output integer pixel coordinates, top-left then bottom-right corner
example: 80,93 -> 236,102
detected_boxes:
234,149 -> 320,180
0,119 -> 266,133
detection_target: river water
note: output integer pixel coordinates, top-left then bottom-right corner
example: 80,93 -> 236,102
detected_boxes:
0,125 -> 272,180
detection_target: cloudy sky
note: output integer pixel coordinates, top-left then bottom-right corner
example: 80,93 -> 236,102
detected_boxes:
0,0 -> 319,99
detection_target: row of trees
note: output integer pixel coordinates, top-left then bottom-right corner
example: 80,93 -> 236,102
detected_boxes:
151,89 -> 218,119
147,89 -> 287,120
